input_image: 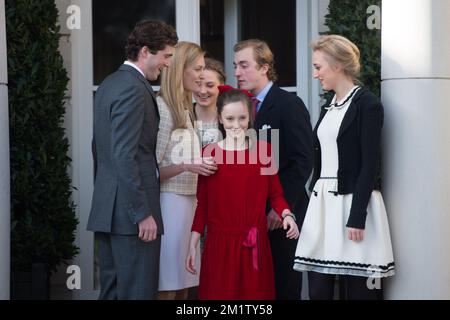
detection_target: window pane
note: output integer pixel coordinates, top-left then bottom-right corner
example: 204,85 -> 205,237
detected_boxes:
240,0 -> 296,87
93,0 -> 175,85
200,0 -> 225,63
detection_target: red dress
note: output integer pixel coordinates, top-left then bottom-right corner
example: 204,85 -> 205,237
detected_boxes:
192,141 -> 290,300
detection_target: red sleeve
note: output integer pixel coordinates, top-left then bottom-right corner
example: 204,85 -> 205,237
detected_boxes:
192,174 -> 207,235
268,173 -> 291,218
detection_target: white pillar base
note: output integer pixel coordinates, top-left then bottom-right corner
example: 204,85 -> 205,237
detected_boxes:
382,79 -> 450,299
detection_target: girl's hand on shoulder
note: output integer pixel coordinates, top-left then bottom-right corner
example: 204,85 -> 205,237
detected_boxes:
347,228 -> 365,242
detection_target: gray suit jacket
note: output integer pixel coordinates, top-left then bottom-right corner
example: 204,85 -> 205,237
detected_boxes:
87,64 -> 163,235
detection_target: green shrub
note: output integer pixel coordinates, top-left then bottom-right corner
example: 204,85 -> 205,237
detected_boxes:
324,0 -> 381,97
6,0 -> 79,273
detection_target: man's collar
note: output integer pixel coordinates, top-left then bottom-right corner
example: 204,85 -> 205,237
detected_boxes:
124,61 -> 145,78
255,81 -> 274,103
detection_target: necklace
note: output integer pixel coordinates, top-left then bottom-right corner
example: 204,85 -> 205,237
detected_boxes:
326,86 -> 360,110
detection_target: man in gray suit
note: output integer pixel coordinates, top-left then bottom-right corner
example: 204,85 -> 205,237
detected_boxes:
87,20 -> 178,300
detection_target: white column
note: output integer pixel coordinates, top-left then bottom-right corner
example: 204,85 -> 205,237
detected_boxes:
297,0 -> 310,112
297,0 -> 323,126
0,0 -> 11,300
176,0 -> 200,43
70,0 -> 96,299
224,0 -> 238,87
382,0 -> 450,299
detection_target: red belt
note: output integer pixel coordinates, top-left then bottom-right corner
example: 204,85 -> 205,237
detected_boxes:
208,225 -> 263,271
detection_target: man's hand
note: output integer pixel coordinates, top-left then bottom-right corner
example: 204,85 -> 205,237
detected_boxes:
267,209 -> 283,231
138,215 -> 158,242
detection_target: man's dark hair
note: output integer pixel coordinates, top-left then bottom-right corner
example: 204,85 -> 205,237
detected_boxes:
125,20 -> 178,61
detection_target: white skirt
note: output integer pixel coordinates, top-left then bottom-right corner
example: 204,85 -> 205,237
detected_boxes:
158,193 -> 200,291
294,178 -> 395,278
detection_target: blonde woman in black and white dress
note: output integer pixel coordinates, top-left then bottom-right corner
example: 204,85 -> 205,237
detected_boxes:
294,35 -> 395,300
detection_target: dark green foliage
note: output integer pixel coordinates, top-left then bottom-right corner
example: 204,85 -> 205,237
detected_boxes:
6,0 -> 79,273
324,0 -> 381,97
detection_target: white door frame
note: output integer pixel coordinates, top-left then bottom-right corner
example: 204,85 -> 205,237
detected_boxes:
176,0 -> 200,43
224,0 -> 239,87
70,0 -> 95,300
0,0 -> 11,300
298,0 -> 321,125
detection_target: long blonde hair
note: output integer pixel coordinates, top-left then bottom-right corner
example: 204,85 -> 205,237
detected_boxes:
159,41 -> 205,129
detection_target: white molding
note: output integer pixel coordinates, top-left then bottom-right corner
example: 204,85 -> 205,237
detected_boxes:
309,0 -> 321,126
0,0 -> 7,84
297,0 -> 310,108
297,0 -> 321,126
176,0 -> 200,43
0,86 -> 9,301
0,0 -> 10,301
70,0 -> 96,300
224,0 -> 239,87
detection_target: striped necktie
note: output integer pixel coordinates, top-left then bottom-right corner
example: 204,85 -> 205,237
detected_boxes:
251,97 -> 260,121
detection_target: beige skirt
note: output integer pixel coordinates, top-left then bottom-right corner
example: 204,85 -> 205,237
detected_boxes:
158,192 -> 200,291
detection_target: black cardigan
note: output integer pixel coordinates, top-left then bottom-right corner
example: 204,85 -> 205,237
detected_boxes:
310,88 -> 383,229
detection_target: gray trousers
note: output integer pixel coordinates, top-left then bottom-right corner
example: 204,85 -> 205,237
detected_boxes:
96,232 -> 161,300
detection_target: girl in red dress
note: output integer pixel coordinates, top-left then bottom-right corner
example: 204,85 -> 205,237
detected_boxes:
185,88 -> 299,300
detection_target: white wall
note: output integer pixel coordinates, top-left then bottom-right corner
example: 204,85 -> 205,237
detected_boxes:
0,0 -> 11,300
382,0 -> 450,299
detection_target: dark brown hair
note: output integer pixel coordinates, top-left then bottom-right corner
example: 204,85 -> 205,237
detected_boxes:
125,20 -> 178,61
217,89 -> 253,138
204,57 -> 226,84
